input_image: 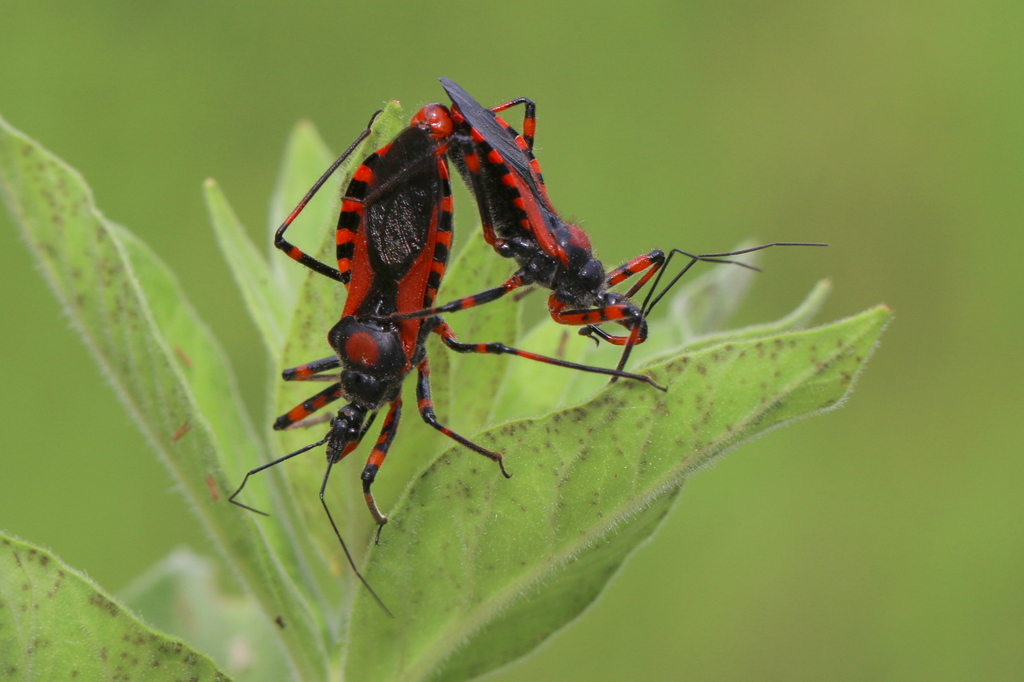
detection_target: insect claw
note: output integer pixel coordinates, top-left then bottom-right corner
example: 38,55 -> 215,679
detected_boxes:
578,326 -> 601,346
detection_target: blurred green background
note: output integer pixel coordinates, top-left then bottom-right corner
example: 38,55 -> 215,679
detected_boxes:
1,1 -> 1021,679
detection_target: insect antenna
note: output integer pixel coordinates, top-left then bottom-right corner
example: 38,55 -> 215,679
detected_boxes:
643,242 -> 828,318
228,434 -> 331,516
319,457 -> 394,618
612,242 -> 828,376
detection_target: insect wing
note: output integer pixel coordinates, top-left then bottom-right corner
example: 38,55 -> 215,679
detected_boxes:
363,128 -> 445,277
440,77 -> 540,198
441,78 -> 566,262
341,126 -> 450,320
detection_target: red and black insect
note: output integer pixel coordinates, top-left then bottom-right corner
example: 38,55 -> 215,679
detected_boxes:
385,78 -> 826,375
230,105 -> 663,614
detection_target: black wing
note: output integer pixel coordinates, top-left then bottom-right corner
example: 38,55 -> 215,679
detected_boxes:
439,77 -> 542,199
362,126 -> 445,279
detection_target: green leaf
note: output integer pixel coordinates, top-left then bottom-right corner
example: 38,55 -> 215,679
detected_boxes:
267,120 -> 337,306
344,305 -> 891,682
681,277 -> 832,352
0,115 -> 326,680
206,115 -> 383,358
205,179 -> 290,354
5,100 -> 889,682
490,247 -> 767,424
0,533 -> 231,681
489,315 -> 593,423
120,548 -> 291,682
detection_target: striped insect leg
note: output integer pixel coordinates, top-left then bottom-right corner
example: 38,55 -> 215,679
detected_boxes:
282,355 -> 341,382
415,358 -> 510,477
605,249 -> 667,297
575,249 -> 665,353
582,246 -> 761,353
387,272 -> 527,321
433,318 -> 665,391
488,96 -> 538,151
548,297 -> 648,345
273,109 -> 382,284
482,96 -> 551,203
604,243 -> 822,377
360,399 -> 402,537
273,382 -> 344,430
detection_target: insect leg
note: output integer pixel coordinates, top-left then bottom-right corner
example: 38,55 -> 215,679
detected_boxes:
415,358 -> 511,477
488,96 -> 537,151
273,383 -> 344,430
273,109 -> 383,283
359,399 -> 402,539
386,272 -> 527,321
281,355 -> 341,382
434,318 -> 664,391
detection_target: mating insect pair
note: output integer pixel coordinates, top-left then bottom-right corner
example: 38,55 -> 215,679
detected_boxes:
229,78 -> 823,612
229,82 -> 663,613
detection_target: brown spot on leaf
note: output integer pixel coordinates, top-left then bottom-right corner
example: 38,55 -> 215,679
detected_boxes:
171,422 -> 191,443
205,475 -> 220,501
89,593 -> 118,617
174,346 -> 193,367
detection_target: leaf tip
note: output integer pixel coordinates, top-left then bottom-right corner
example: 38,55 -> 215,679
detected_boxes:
202,178 -> 227,209
864,303 -> 893,324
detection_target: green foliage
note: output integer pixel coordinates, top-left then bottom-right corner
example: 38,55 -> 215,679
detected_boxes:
344,306 -> 887,682
0,533 -> 231,681
0,109 -> 888,682
120,548 -> 290,681
0,113 -> 325,680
